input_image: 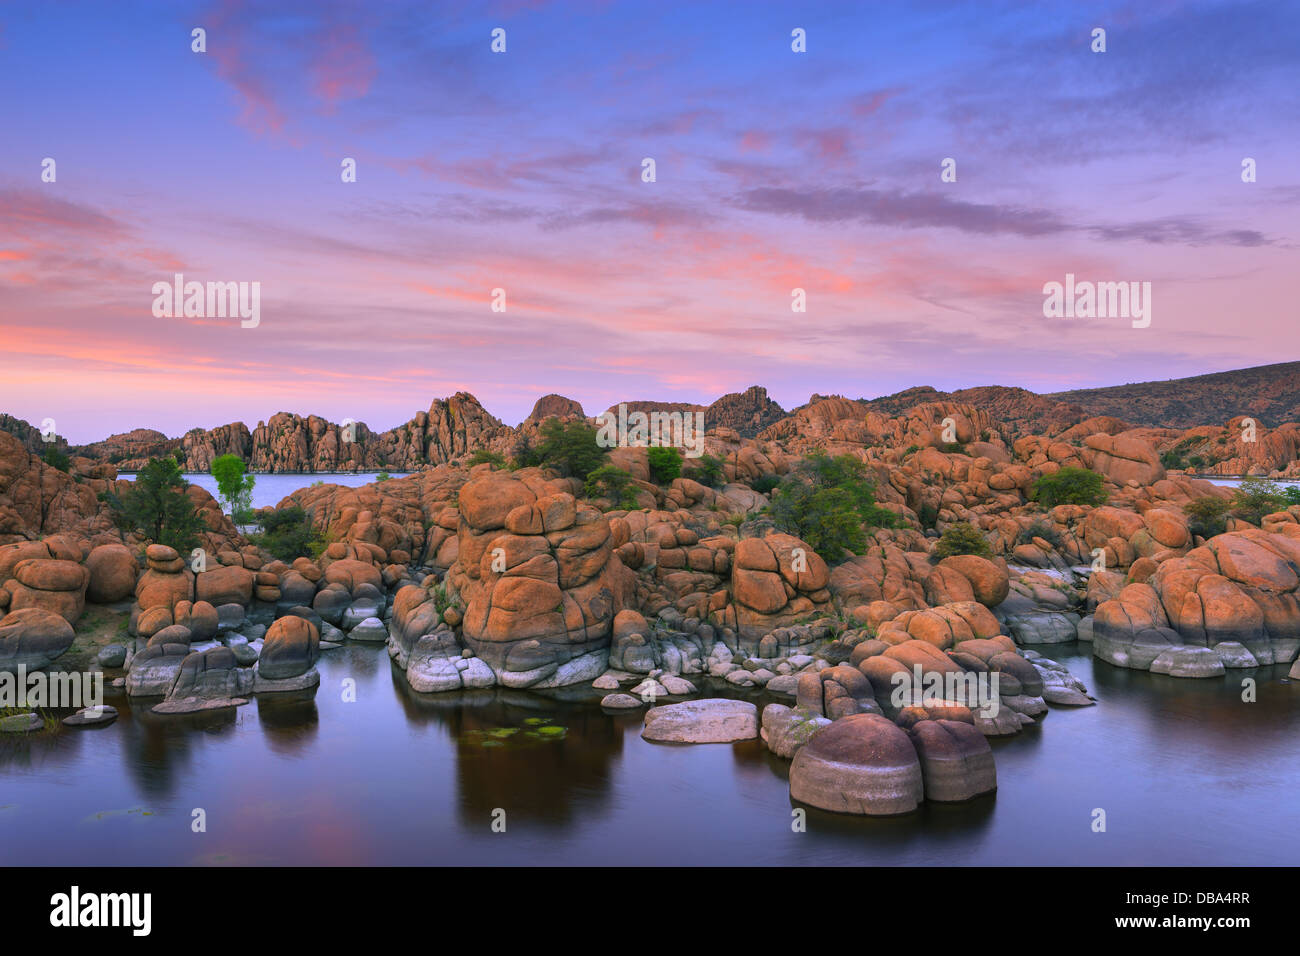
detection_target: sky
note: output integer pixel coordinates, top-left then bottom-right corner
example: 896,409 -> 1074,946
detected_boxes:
1,0 -> 1297,444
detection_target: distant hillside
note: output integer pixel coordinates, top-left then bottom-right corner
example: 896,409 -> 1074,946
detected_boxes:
859,385 -> 1091,437
1048,361 -> 1300,428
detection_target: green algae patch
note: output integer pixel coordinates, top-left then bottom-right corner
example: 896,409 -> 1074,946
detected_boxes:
463,721 -> 568,748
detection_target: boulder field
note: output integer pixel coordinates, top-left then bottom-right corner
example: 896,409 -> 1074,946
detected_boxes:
3,391 -> 1299,813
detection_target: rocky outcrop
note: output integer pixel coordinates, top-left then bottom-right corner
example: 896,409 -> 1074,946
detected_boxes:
528,394 -> 586,423
152,646 -> 253,713
254,615 -> 320,690
730,533 -> 831,642
1092,524 -> 1300,673
1083,433 -> 1165,485
705,386 -> 786,437
444,471 -> 635,687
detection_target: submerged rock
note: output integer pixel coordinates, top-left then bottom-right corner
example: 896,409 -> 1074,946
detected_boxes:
641,698 -> 758,743
1029,656 -> 1095,706
600,693 -> 643,709
907,718 -> 997,802
348,617 -> 388,643
153,646 -> 253,714
789,713 -> 923,815
1,711 -> 44,733
1150,645 -> 1225,678
63,704 -> 118,727
258,616 -> 320,680
126,642 -> 189,696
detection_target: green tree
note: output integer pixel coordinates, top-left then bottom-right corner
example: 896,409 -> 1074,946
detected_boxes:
211,453 -> 256,522
767,451 -> 897,562
1184,495 -> 1230,539
1030,467 -> 1109,509
647,446 -> 683,484
100,456 -> 207,552
535,419 -> 608,481
42,446 -> 71,472
584,464 -> 638,510
690,453 -> 725,488
935,522 -> 992,559
1231,478 -> 1286,525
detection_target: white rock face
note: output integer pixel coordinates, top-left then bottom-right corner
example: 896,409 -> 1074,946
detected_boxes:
408,654 -> 463,692
252,664 -> 321,693
1150,645 -> 1225,678
641,699 -> 758,743
349,617 -> 389,643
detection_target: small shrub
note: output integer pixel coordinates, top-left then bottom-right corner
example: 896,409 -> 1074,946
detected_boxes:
431,583 -> 461,617
1030,467 -> 1108,509
1018,520 -> 1063,550
1185,496 -> 1229,539
691,453 -> 725,488
934,522 -> 992,559
584,465 -> 638,510
252,506 -> 328,561
750,474 -> 780,495
647,446 -> 683,485
42,446 -> 71,472
1231,478 -> 1287,525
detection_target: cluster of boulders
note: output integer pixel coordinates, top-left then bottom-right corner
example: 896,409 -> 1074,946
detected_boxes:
1090,523 -> 1300,676
117,535 -> 426,709
4,378 -> 1298,837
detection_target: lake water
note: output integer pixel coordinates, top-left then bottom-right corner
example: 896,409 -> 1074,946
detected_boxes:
1204,477 -> 1298,489
3,643 -> 1297,865
119,472 -> 409,511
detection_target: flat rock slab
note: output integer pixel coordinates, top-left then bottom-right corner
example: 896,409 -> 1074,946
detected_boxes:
600,693 -> 644,710
63,705 -> 119,727
642,698 -> 758,743
152,696 -> 248,715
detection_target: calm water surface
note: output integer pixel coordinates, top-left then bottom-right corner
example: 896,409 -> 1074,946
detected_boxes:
3,644 -> 1297,866
119,472 -> 409,511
